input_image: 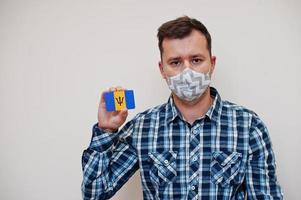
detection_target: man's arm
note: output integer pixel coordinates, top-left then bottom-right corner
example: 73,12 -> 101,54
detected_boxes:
81,120 -> 139,200
245,115 -> 283,199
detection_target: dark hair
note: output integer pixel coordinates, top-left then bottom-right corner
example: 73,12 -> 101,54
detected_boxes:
157,16 -> 212,58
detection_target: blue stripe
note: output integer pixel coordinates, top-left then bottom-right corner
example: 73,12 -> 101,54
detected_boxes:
125,90 -> 135,109
104,91 -> 115,112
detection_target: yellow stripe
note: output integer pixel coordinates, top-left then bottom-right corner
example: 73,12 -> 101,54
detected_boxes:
114,90 -> 126,111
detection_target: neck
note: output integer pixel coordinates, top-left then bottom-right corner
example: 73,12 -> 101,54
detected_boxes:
172,87 -> 213,125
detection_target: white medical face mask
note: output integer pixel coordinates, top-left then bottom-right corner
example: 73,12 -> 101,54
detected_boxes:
166,67 -> 211,102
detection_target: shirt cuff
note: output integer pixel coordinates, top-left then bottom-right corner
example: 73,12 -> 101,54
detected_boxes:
88,123 -> 119,152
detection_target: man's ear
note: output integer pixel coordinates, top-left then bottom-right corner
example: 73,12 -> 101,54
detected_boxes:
158,61 -> 167,79
210,56 -> 216,76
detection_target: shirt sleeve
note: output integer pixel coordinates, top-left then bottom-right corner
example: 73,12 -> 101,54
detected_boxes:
81,119 -> 139,200
245,114 -> 284,199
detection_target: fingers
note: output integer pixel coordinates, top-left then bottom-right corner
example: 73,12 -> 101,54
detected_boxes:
115,108 -> 128,115
100,86 -> 122,102
116,109 -> 128,120
113,86 -> 126,91
120,109 -> 128,115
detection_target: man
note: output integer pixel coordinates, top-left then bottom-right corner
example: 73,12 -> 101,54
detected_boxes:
81,16 -> 283,199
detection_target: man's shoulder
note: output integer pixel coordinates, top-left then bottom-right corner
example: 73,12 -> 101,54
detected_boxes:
219,100 -> 269,133
221,99 -> 259,118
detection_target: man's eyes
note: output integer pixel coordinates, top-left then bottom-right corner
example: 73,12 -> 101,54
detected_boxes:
191,58 -> 203,64
170,61 -> 181,66
169,58 -> 203,67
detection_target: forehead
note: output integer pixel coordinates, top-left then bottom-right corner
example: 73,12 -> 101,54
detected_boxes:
162,30 -> 209,59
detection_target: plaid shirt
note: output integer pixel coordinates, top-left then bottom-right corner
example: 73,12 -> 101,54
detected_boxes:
81,87 -> 283,200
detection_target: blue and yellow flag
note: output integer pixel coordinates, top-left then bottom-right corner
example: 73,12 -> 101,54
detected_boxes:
104,90 -> 135,112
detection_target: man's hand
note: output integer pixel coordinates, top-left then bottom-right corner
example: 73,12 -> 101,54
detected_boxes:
97,86 -> 128,133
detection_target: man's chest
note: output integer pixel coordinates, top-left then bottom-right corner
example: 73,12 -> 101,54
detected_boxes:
135,120 -> 250,199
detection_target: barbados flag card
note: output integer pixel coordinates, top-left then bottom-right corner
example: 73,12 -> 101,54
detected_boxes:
104,89 -> 135,112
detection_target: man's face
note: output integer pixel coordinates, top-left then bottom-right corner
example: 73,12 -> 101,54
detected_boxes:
159,30 -> 216,79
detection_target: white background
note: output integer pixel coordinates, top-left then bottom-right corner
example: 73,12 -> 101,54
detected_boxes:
0,0 -> 300,199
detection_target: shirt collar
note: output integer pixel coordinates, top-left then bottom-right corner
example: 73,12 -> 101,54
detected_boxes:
165,86 -> 223,125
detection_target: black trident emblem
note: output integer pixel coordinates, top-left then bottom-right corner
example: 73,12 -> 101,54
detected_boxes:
115,96 -> 124,106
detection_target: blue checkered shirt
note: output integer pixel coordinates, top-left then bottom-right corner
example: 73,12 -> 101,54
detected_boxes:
81,87 -> 283,199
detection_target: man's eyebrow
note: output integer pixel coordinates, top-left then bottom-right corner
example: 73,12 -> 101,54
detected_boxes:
167,57 -> 181,62
190,54 -> 205,58
167,54 -> 205,62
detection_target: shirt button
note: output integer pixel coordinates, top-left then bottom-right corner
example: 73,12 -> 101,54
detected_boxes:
193,157 -> 198,162
164,160 -> 169,165
191,185 -> 195,191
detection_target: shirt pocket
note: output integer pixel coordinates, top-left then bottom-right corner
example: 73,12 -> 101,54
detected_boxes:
148,150 -> 178,187
210,150 -> 243,187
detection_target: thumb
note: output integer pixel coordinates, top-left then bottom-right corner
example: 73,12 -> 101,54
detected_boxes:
120,109 -> 128,117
